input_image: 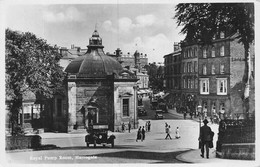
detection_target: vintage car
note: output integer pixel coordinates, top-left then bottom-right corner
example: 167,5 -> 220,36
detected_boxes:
85,124 -> 115,148
155,109 -> 164,119
138,105 -> 147,116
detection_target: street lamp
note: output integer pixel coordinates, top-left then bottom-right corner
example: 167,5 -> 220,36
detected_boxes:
197,105 -> 202,149
197,105 -> 202,129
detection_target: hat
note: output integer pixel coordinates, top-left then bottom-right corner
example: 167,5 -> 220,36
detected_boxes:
203,119 -> 209,124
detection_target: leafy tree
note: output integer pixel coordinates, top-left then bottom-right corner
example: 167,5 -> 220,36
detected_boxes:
175,3 -> 254,117
5,29 -> 65,135
144,62 -> 164,91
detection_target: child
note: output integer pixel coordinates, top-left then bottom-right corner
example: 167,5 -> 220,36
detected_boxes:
175,127 -> 180,139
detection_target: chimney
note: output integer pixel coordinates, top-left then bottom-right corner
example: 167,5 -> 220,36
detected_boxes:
173,42 -> 180,52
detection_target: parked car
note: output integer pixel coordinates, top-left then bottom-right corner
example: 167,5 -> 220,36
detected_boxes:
138,106 -> 147,116
85,124 -> 115,148
155,110 -> 164,119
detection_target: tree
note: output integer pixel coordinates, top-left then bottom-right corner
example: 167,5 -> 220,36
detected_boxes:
175,3 -> 254,117
5,29 -> 65,135
144,62 -> 164,91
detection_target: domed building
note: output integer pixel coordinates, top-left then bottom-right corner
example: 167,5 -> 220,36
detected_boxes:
62,29 -> 139,132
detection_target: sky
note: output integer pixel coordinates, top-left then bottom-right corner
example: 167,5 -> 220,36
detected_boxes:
4,1 -> 185,63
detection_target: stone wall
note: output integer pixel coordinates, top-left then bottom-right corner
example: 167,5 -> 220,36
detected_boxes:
6,135 -> 42,150
220,143 -> 255,160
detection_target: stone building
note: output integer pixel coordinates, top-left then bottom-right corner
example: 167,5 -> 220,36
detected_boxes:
108,48 -> 148,70
164,43 -> 182,109
180,41 -> 199,112
197,32 -> 255,119
164,32 -> 254,119
63,29 -> 139,132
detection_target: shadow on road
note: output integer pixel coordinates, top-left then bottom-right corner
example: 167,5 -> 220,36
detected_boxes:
52,145 -> 145,150
85,150 -> 192,163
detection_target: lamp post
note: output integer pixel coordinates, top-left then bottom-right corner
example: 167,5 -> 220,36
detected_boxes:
197,105 -> 202,129
197,105 -> 202,149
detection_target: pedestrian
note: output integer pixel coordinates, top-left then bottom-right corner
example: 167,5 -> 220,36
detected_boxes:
148,121 -> 151,132
165,122 -> 168,133
175,127 -> 180,139
165,125 -> 172,139
183,111 -> 187,120
190,112 -> 193,119
128,122 -> 131,133
142,126 -> 145,141
122,123 -> 125,132
199,119 -> 213,159
136,126 -> 142,142
145,122 -> 148,131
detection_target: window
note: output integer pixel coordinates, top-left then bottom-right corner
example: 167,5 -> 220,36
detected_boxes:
194,61 -> 197,72
187,63 -> 190,73
217,78 -> 227,95
203,49 -> 207,58
203,64 -> 207,75
211,65 -> 215,74
220,64 -> 224,74
191,79 -> 194,89
195,78 -> 198,89
212,48 -> 215,57
188,79 -> 191,88
190,62 -> 193,72
220,46 -> 225,56
183,63 -> 186,73
194,48 -> 197,57
183,78 -> 186,88
123,99 -> 129,116
200,78 -> 209,94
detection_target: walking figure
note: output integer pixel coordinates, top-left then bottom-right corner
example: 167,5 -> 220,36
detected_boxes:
122,123 -> 125,132
175,127 -> 180,139
136,126 -> 142,142
183,111 -> 187,120
165,122 -> 168,133
147,121 -> 151,132
142,126 -> 145,141
165,125 -> 172,139
145,122 -> 148,131
128,122 -> 131,133
199,119 -> 213,159
190,112 -> 193,119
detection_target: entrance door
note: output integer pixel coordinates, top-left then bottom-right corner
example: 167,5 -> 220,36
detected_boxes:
76,106 -> 86,128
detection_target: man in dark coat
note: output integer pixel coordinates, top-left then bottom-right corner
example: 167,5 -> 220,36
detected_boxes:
142,126 -> 146,141
199,119 -> 212,159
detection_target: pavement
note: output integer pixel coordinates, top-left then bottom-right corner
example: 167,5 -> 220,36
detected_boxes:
9,108 -> 258,165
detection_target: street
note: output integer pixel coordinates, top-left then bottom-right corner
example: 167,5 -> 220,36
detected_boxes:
5,98 -> 218,164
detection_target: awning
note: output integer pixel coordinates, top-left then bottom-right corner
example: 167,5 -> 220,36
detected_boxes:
162,93 -> 170,99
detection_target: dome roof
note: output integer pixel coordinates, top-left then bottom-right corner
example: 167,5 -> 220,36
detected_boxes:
65,30 -> 123,78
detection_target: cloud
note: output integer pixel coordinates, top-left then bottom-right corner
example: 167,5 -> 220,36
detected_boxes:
103,20 -> 116,33
43,7 -> 84,23
135,14 -> 156,27
122,34 -> 173,63
118,17 -> 133,33
103,14 -> 157,34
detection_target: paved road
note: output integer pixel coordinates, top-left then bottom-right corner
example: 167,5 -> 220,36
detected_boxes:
5,98 -> 218,164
